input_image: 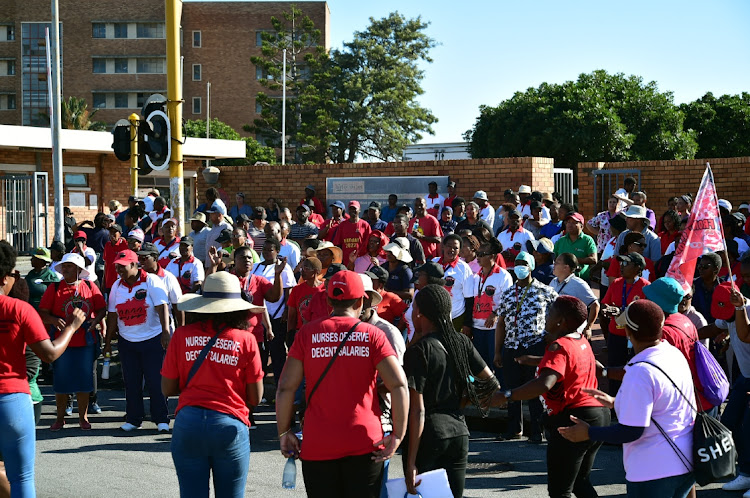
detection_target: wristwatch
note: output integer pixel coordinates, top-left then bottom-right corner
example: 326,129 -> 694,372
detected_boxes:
602,368 -> 608,378
504,389 -> 513,401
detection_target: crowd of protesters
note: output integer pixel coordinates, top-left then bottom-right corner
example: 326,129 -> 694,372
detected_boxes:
2,177 -> 750,498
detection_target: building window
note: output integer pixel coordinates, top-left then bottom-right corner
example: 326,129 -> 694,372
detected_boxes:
64,173 -> 88,187
192,31 -> 201,48
192,97 -> 201,114
255,100 -> 262,114
114,93 -> 129,108
22,22 -> 61,126
7,94 -> 15,110
192,64 -> 201,81
92,23 -> 106,38
114,23 -> 128,39
256,66 -> 271,80
92,58 -> 106,74
6,25 -> 15,41
136,23 -> 165,39
93,93 -> 106,108
136,58 -> 165,74
7,60 -> 14,76
114,58 -> 128,74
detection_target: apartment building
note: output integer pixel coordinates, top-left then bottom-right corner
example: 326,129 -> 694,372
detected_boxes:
0,0 -> 330,135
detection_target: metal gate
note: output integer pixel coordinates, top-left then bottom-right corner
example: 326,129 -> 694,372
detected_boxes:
592,169 -> 641,214
553,168 -> 574,204
0,173 -> 49,254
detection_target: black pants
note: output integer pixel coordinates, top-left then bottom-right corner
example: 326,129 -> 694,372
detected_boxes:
302,453 -> 383,498
545,406 -> 610,498
401,433 -> 469,498
606,333 -> 632,395
503,342 -> 546,437
269,317 -> 287,383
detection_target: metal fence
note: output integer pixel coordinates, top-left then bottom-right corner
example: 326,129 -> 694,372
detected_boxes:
553,168 -> 574,204
0,173 -> 49,254
592,168 -> 641,214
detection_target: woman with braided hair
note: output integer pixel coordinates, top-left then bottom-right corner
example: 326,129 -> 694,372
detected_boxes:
403,284 -> 500,497
501,296 -> 610,498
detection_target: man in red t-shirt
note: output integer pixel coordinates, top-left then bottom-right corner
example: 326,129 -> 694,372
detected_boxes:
644,277 -> 713,411
367,266 -> 407,325
287,257 -> 324,340
103,223 -> 128,292
276,270 -> 408,497
333,201 -> 372,266
409,198 -> 443,260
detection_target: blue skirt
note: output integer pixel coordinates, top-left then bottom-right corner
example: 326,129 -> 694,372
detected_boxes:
52,343 -> 96,394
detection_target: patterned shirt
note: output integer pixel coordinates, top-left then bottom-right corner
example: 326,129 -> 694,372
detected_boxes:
587,210 -> 617,252
497,279 -> 558,349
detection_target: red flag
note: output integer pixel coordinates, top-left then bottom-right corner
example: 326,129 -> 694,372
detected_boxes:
666,164 -> 727,292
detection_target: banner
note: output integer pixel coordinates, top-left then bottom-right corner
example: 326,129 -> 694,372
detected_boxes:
666,164 -> 727,291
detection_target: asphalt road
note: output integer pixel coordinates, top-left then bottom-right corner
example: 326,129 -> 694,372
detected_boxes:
33,387 -> 729,498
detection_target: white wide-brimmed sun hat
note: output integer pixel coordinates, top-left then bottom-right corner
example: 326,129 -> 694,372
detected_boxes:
58,253 -> 90,280
383,238 -> 413,264
358,273 -> 383,307
177,272 -> 264,314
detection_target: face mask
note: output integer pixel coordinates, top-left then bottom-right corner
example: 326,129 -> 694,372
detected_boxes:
513,266 -> 531,280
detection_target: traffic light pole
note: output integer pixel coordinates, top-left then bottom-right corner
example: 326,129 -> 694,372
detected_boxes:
129,113 -> 139,196
166,0 -> 184,236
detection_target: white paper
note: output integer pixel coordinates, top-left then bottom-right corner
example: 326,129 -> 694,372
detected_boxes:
69,192 -> 85,207
386,469 -> 453,498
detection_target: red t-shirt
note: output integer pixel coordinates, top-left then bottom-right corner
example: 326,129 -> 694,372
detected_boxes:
320,215 -> 349,242
661,313 -> 712,410
408,214 -> 443,259
237,273 -> 273,344
308,213 -> 325,229
606,256 -> 656,282
376,290 -> 408,324
332,218 -> 372,264
301,290 -> 331,324
602,277 -> 650,336
288,316 -> 395,460
39,280 -> 106,347
288,280 -> 325,330
103,238 -> 128,288
0,296 -> 50,394
161,321 -> 264,426
538,335 -> 601,415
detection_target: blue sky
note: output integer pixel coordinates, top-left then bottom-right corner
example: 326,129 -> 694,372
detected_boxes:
209,0 -> 750,144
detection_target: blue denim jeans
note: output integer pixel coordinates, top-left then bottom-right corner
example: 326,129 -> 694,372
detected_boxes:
171,406 -> 250,498
626,472 -> 694,498
721,374 -> 750,474
0,393 -> 36,497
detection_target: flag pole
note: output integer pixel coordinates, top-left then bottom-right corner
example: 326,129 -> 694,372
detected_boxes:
710,161 -> 737,288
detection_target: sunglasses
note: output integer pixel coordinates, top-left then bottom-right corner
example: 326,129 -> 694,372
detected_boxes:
476,251 -> 495,258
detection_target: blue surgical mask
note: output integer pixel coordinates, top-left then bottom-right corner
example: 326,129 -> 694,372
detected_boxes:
514,266 -> 531,280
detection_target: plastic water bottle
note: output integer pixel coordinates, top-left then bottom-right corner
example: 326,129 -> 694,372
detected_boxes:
101,353 -> 111,380
282,457 -> 297,489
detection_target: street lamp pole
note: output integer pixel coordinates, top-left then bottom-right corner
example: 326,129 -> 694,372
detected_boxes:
281,48 -> 286,166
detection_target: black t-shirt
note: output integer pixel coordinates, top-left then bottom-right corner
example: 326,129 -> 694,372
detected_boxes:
455,218 -> 491,236
404,330 -> 486,440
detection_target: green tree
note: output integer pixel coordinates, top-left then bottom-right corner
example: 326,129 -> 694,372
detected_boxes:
247,5 -> 337,164
680,92 -> 750,158
465,70 -> 697,169
328,13 -> 437,163
184,118 -> 276,166
41,96 -> 106,131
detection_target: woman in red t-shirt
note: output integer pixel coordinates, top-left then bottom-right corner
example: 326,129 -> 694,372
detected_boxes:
497,296 -> 610,497
38,253 -> 107,431
657,210 -> 681,256
0,241 -> 86,496
162,272 -> 265,497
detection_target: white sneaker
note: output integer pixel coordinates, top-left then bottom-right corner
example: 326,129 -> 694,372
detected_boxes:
120,422 -> 141,432
724,474 -> 750,491
157,423 -> 170,433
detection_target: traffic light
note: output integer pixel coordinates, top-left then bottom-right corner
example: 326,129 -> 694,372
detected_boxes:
111,119 -> 132,161
140,93 -> 171,171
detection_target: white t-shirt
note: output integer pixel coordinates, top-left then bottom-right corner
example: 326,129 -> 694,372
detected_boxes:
425,194 -> 445,215
496,228 -> 535,261
150,268 -> 183,334
204,221 -> 231,268
279,240 -> 301,271
518,204 -> 551,222
72,247 -> 98,282
735,236 -> 750,256
432,257 -> 474,319
600,236 -> 617,286
479,204 -> 495,230
616,341 -> 695,482
165,256 -> 205,292
108,270 -> 169,342
404,295 -> 416,343
471,268 -> 513,329
251,261 -> 296,319
614,188 -> 629,212
153,237 -> 180,267
715,301 -> 750,377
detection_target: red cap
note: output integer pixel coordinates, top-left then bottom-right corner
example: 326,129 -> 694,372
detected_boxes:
74,230 -> 88,240
565,212 -> 585,225
712,282 -> 737,321
348,200 -> 361,210
113,250 -> 138,266
327,270 -> 366,301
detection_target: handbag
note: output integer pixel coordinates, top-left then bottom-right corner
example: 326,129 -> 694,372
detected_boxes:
385,469 -> 452,498
630,360 -> 736,486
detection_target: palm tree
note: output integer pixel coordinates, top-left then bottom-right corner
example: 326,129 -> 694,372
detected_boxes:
40,96 -> 107,131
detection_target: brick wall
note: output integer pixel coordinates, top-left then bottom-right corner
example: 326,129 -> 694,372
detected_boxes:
577,157 -> 750,220
196,157 -> 555,212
